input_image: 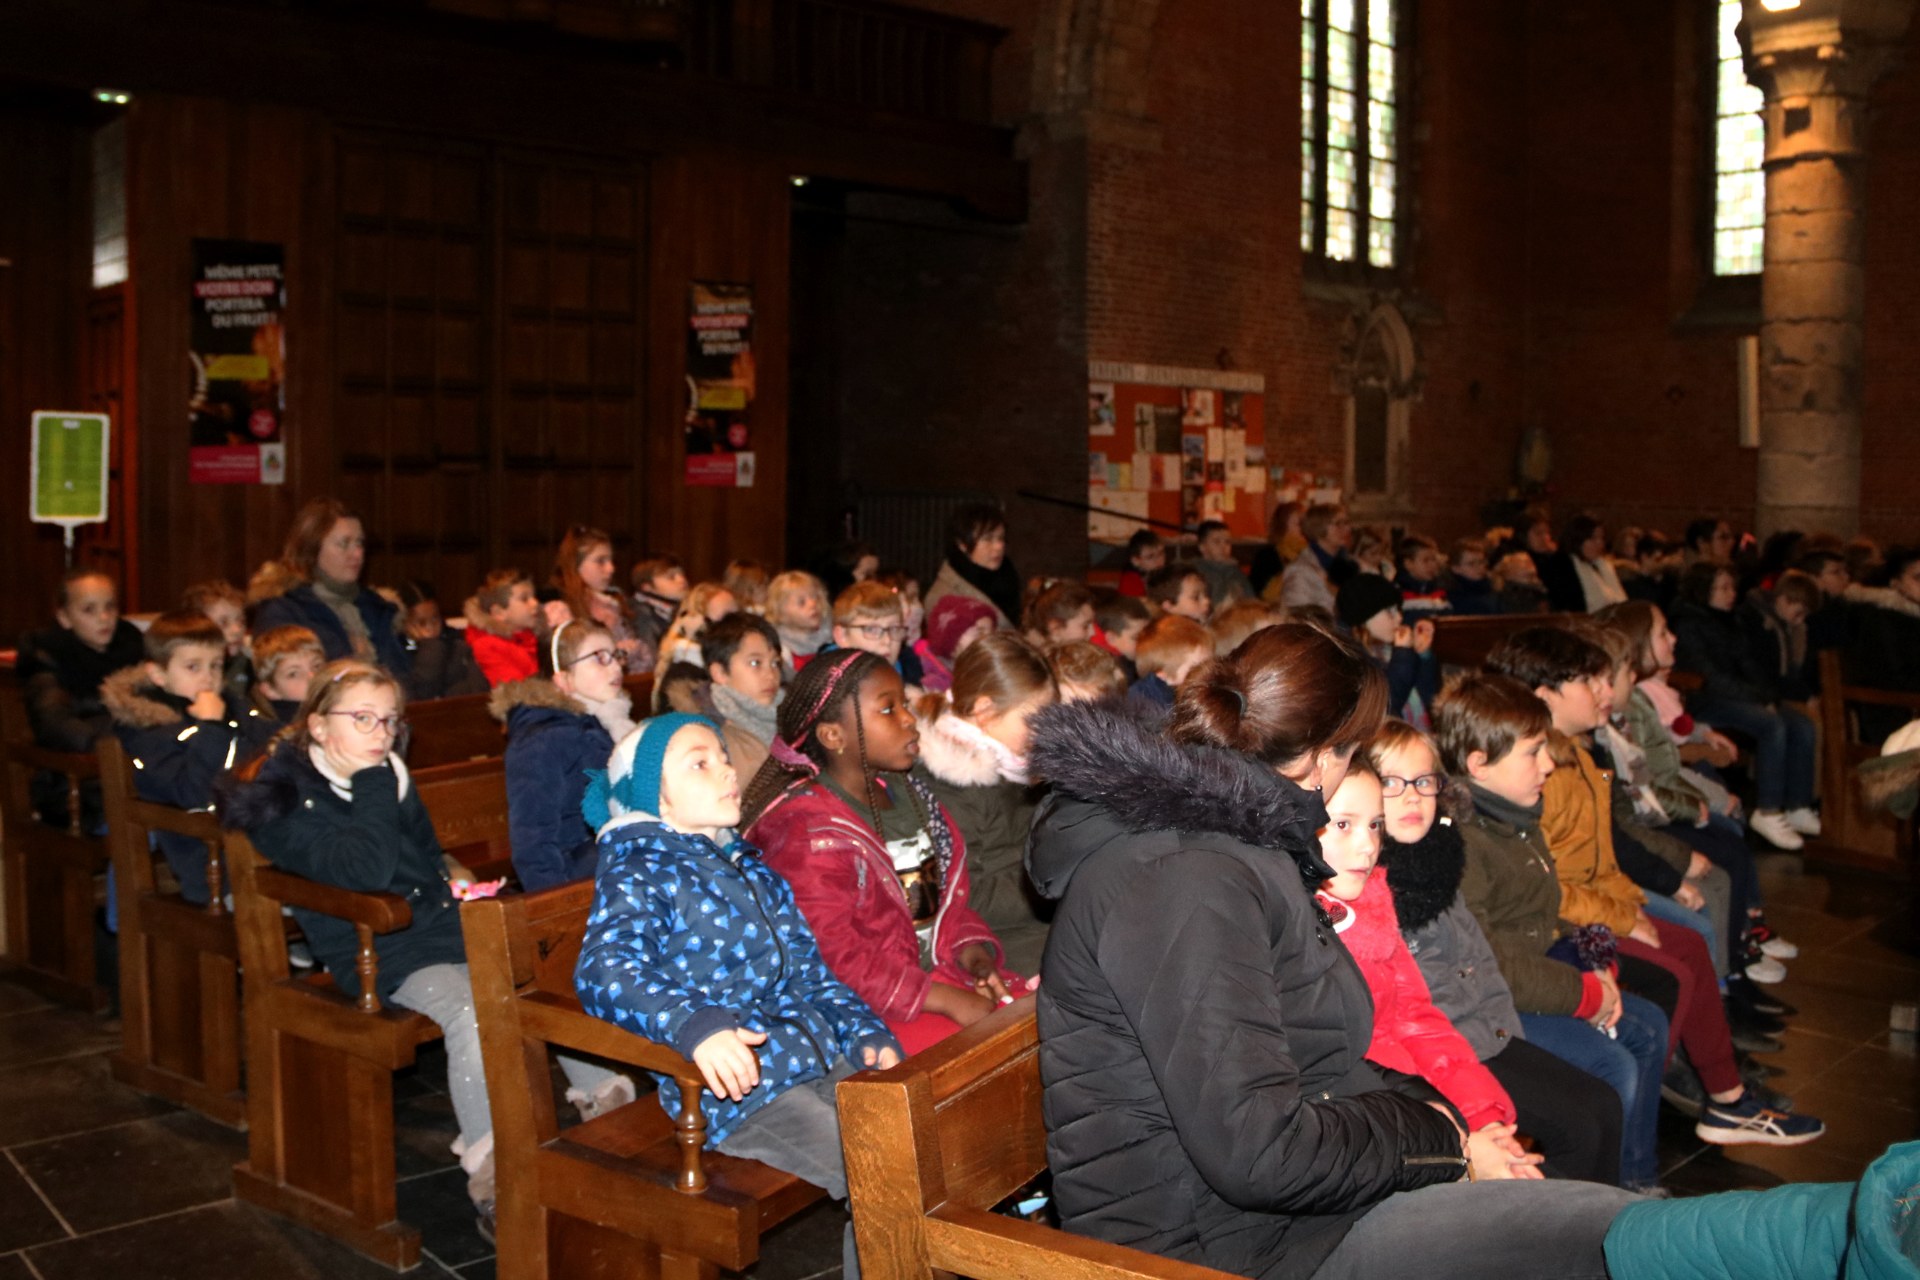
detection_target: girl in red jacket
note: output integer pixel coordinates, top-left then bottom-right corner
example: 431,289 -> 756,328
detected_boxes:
741,649 -> 1028,1054
1318,760 -> 1541,1173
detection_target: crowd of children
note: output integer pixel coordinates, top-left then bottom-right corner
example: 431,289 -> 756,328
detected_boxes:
18,490 -> 1920,1268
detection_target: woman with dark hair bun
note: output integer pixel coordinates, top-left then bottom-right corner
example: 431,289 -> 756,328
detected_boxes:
1024,621 -> 1639,1280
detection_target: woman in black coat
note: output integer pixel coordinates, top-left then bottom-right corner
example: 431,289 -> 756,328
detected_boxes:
1024,623 -> 1636,1280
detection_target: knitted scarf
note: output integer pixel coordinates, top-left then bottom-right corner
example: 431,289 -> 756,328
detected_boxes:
311,572 -> 374,660
710,681 -> 782,747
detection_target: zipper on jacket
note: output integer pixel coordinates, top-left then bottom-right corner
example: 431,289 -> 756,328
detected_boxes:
733,853 -> 790,992
1405,1155 -> 1469,1170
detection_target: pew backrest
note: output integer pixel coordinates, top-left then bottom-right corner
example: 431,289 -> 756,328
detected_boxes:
838,997 -> 1234,1280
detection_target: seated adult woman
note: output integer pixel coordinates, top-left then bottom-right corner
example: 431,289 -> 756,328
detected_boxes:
252,498 -> 472,701
1024,622 -> 1637,1280
924,501 -> 1022,629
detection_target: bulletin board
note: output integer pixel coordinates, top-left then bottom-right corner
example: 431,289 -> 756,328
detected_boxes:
1086,362 -> 1269,548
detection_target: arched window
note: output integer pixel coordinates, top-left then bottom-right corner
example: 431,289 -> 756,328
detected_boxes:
1712,0 -> 1765,276
1301,0 -> 1400,269
1344,304 -> 1416,512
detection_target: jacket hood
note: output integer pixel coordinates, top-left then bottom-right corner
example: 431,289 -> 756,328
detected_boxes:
915,705 -> 1008,789
1024,699 -> 1329,902
1380,815 -> 1467,933
488,677 -> 581,723
100,666 -> 186,729
217,740 -> 314,831
246,559 -> 303,605
463,595 -> 515,638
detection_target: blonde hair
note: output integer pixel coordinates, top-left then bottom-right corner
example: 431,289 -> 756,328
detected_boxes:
1209,598 -> 1281,657
253,625 -> 326,683
663,583 -> 738,660
766,571 -> 828,628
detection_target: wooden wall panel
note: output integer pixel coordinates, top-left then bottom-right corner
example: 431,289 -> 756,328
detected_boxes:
126,95 -> 330,611
0,106 -> 91,639
644,154 -> 790,578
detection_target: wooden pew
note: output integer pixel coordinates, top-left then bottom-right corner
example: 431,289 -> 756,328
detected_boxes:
463,881 -> 824,1280
226,756 -> 515,1270
839,996 -> 1233,1280
98,736 -> 246,1128
1815,648 -> 1920,874
401,673 -> 653,771
0,670 -> 111,1011
1429,612 -> 1565,673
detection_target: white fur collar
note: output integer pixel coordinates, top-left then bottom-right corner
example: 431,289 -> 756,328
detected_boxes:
917,702 -> 1029,787
308,744 -> 412,802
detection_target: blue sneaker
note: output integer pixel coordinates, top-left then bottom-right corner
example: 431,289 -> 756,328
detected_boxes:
1696,1091 -> 1824,1146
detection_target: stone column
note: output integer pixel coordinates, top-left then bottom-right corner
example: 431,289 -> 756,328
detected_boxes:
1741,0 -> 1913,537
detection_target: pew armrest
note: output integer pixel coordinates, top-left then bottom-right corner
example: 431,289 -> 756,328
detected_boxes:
518,991 -> 704,1086
253,867 -> 414,935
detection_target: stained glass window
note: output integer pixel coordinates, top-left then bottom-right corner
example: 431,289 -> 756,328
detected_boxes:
1302,0 -> 1398,268
1713,0 -> 1765,275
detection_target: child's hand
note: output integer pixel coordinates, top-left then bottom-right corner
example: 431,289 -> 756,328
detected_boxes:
1687,851 -> 1712,879
1674,882 -> 1705,911
955,943 -> 1013,1004
188,690 -> 226,722
1411,619 -> 1435,655
692,1027 -> 766,1102
1629,911 -> 1662,949
1392,624 -> 1414,649
1696,801 -> 1711,826
1593,970 -> 1623,1031
541,600 -> 574,631
860,1044 -> 901,1070
924,981 -> 996,1028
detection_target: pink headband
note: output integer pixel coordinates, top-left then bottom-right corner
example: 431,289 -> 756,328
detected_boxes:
770,650 -> 871,774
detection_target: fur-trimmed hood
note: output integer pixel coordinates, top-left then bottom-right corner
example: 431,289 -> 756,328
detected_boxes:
1024,699 -> 1329,902
463,594 -> 515,638
915,705 -> 1012,789
246,559 -> 303,605
488,676 -> 581,723
1859,742 -> 1920,820
100,666 -> 188,730
217,740 -> 313,831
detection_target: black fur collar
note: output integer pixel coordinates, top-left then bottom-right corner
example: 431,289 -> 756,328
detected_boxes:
1026,699 -> 1330,879
1381,816 -> 1467,933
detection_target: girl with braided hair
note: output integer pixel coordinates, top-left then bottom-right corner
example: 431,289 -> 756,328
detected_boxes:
742,649 -> 1030,1054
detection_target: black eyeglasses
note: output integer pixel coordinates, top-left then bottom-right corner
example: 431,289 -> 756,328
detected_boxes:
1380,773 -> 1441,798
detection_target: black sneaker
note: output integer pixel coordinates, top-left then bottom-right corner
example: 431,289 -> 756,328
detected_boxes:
1730,1026 -> 1785,1055
1696,1093 -> 1824,1146
1727,1001 -> 1786,1036
475,1200 -> 496,1244
1660,1062 -> 1707,1118
1727,975 -> 1794,1017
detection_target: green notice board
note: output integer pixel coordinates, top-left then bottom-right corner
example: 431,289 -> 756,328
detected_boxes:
30,411 -> 111,524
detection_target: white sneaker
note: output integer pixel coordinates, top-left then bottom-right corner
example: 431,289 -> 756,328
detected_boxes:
1784,808 -> 1823,837
1749,811 -> 1805,851
1760,935 -> 1800,960
1745,955 -> 1788,984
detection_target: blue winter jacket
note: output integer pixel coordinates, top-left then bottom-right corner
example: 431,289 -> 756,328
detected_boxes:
253,580 -> 413,680
495,681 -> 615,892
575,818 -> 897,1146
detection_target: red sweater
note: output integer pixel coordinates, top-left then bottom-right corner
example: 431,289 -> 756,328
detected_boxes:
467,627 -> 537,687
745,779 -> 1006,1023
1322,869 -> 1517,1131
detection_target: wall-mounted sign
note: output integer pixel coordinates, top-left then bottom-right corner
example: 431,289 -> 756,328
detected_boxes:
189,238 -> 286,485
684,281 -> 755,488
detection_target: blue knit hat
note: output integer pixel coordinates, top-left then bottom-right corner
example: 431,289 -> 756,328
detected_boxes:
584,713 -> 717,835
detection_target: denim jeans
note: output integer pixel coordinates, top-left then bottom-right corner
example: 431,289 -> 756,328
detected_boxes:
1687,695 -> 1815,812
1521,998 -> 1669,1189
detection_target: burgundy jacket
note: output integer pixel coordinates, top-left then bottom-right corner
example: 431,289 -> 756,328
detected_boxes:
746,779 -> 1005,1021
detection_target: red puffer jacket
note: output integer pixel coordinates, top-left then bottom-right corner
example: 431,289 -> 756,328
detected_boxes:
1322,869 -> 1516,1131
745,778 -> 1006,1023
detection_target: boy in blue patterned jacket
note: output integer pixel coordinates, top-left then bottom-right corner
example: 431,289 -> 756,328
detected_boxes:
575,712 -> 901,1277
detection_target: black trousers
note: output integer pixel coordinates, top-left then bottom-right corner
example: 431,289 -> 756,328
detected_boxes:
1483,1036 -> 1624,1186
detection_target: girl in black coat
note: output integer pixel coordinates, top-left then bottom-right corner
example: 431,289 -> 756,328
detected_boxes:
1024,623 -> 1637,1280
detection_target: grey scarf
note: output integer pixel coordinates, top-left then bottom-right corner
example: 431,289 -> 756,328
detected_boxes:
710,682 -> 782,747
